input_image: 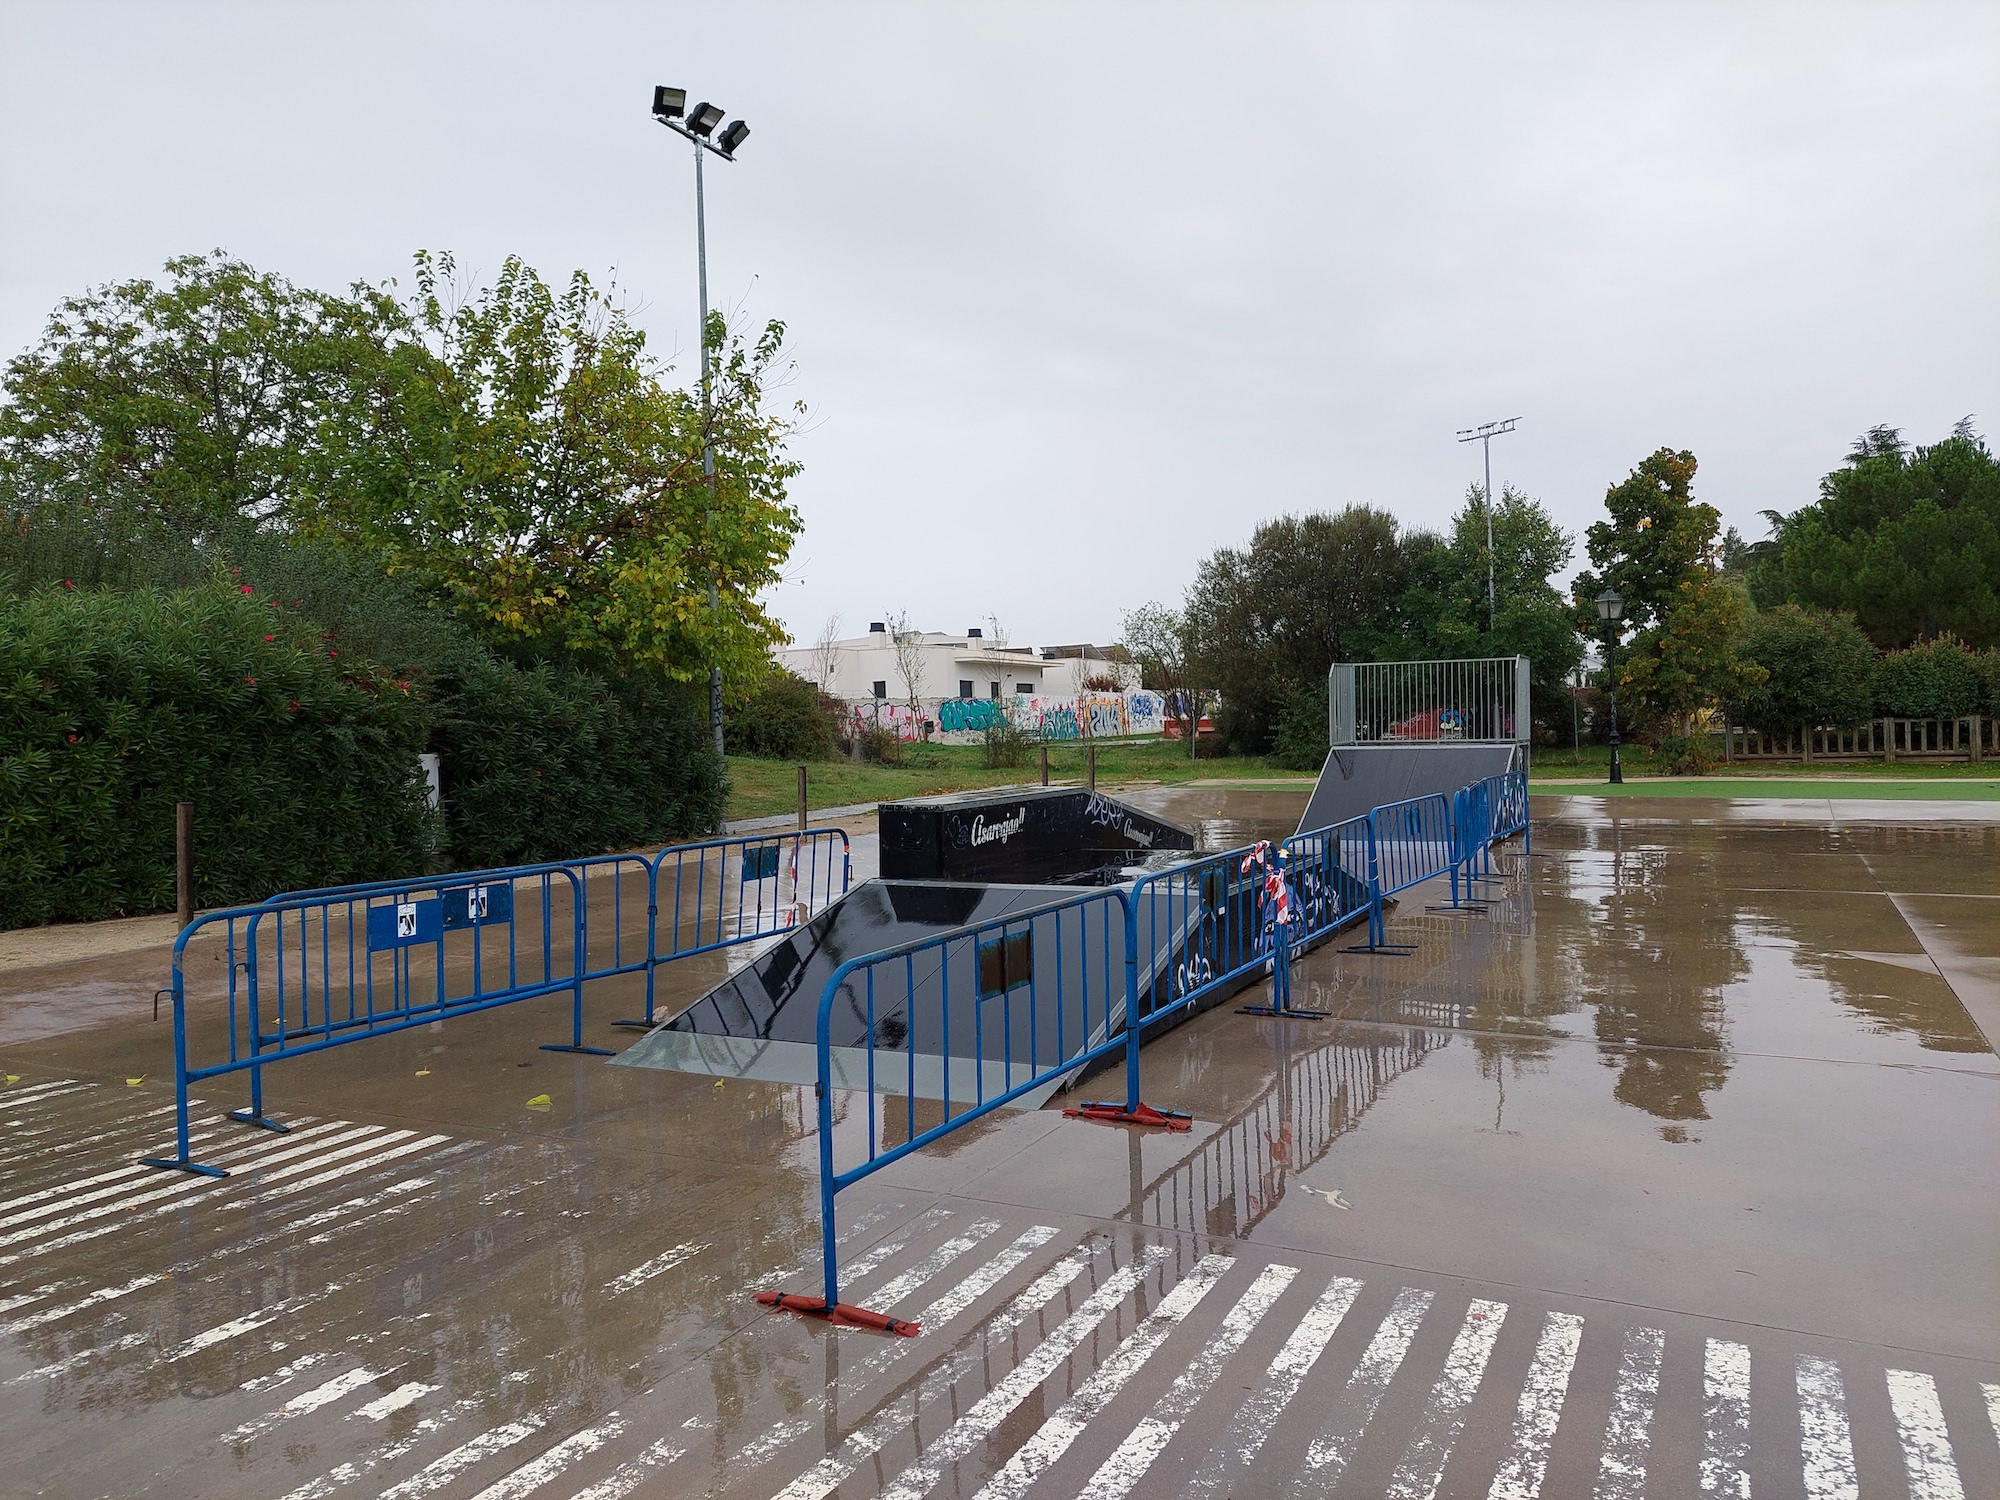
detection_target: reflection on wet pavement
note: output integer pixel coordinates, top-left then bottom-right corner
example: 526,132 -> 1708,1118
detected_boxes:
0,788 -> 1995,1499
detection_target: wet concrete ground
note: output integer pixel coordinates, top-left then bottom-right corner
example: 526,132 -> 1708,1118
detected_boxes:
1,789 -> 1996,1498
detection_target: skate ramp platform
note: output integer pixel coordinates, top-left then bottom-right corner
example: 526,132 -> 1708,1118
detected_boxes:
612,877 -> 1167,1104
1297,742 -> 1522,834
879,784 -> 1195,885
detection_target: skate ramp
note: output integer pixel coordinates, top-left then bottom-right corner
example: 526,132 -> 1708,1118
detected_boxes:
1298,742 -> 1522,834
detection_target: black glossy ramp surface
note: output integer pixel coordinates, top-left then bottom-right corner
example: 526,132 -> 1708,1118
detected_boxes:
1297,743 -> 1521,833
880,786 -> 1194,884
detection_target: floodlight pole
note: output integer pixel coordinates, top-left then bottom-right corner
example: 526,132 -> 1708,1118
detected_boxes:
1455,418 -> 1520,634
693,137 -> 723,765
653,93 -> 748,773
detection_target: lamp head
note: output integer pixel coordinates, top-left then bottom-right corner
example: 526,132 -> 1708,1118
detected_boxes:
651,86 -> 686,119
687,101 -> 725,136
1595,587 -> 1624,624
716,119 -> 750,155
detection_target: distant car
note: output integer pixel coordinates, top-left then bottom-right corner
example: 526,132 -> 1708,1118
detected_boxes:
1387,708 -> 1470,740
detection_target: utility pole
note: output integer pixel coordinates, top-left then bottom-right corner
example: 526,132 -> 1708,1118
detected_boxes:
1455,417 -> 1520,634
652,87 -> 752,771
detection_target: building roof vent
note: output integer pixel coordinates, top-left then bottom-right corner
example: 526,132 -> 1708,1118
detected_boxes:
967,627 -> 982,638
868,621 -> 886,633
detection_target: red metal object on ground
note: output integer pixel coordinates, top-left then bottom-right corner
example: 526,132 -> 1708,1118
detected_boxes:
1062,1101 -> 1193,1132
753,1289 -> 922,1336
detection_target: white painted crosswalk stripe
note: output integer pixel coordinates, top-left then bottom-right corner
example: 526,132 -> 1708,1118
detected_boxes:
1984,1382 -> 2000,1445
468,1415 -> 628,1500
850,1244 -> 1175,1500
1796,1356 -> 1858,1500
378,1414 -> 547,1499
1386,1298 -> 1509,1500
1702,1338 -> 1753,1498
1486,1311 -> 1584,1500
1184,1273 -> 1364,1499
1291,1286 -> 1435,1495
974,1253 -> 1233,1500
565,1433 -> 690,1500
859,1218 -> 999,1309
1886,1369 -> 1965,1500
221,1365 -> 383,1442
1594,1326 -> 1664,1500
603,1241 -> 706,1295
1076,1261 -> 1297,1500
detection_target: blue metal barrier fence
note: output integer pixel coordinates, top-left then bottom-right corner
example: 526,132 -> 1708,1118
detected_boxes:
149,829 -> 852,1176
145,863 -> 595,1177
812,886 -> 1132,1304
806,770 -> 1535,1305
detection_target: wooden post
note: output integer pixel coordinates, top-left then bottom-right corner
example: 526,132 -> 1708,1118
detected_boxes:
1087,744 -> 1097,792
175,801 -> 194,931
1883,718 -> 1894,763
1973,717 -> 1985,765
1040,744 -> 1049,786
796,765 -> 808,831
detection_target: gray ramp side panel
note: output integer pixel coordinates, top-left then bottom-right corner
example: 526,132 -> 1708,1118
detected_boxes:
1297,743 -> 1521,834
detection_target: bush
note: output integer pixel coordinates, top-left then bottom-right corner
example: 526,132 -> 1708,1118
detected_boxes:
726,667 -> 837,760
857,723 -> 905,765
0,584 -> 433,926
1732,605 -> 1878,738
1872,634 -> 1987,719
1271,679 -> 1330,771
981,715 -> 1031,768
430,659 -> 721,869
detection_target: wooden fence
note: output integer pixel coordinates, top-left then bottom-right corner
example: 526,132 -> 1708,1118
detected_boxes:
1716,716 -> 1993,763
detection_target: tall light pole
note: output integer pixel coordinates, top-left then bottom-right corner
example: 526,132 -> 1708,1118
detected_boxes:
1455,417 -> 1520,634
652,85 -> 751,769
1596,586 -> 1625,785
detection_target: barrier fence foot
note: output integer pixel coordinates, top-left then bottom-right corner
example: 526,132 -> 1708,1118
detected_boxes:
610,1018 -> 656,1031
1338,942 -> 1417,956
1063,1100 -> 1193,1132
753,1290 -> 921,1336
228,1110 -> 291,1134
1424,902 -> 1489,915
540,1043 -> 616,1057
1235,1003 -> 1334,1019
138,1156 -> 229,1179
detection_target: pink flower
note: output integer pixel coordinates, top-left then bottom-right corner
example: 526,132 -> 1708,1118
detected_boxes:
239,584 -> 254,594
244,676 -> 256,685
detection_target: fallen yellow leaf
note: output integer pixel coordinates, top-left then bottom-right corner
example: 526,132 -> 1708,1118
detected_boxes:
126,1076 -> 146,1087
525,1093 -> 551,1111
415,1069 -> 431,1077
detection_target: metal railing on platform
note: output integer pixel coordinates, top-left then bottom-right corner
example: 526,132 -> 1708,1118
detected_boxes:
810,886 -> 1133,1303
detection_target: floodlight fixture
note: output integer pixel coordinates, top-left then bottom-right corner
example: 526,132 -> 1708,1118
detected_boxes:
1455,416 -> 1523,632
717,119 -> 750,155
687,101 -> 725,136
1595,587 -> 1624,624
652,85 -> 687,119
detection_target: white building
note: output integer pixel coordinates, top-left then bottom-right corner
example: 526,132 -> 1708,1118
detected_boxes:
778,624 -> 1157,743
781,624 -> 1136,705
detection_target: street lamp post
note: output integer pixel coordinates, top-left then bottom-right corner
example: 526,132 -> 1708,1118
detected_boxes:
1455,417 -> 1521,633
1595,586 -> 1625,785
651,86 -> 752,771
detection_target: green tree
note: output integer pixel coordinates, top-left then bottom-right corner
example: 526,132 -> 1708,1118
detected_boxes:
1574,448 -> 1764,765
1120,601 -> 1194,738
1571,448 -> 1714,632
1769,422 -> 2000,648
297,253 -> 804,684
0,251 -> 806,687
1871,634 -> 1989,719
1730,605 -> 1878,740
0,253 -> 365,534
1183,507 -> 1432,753
1404,484 -> 1585,738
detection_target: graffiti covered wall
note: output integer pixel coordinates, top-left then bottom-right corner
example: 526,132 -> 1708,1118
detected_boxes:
849,691 -> 1168,745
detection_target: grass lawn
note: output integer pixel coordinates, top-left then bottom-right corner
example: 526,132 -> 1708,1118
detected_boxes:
725,739 -> 1291,821
727,739 -> 2000,820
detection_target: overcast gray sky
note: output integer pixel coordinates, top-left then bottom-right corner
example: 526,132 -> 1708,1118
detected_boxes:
4,2 -> 1995,649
